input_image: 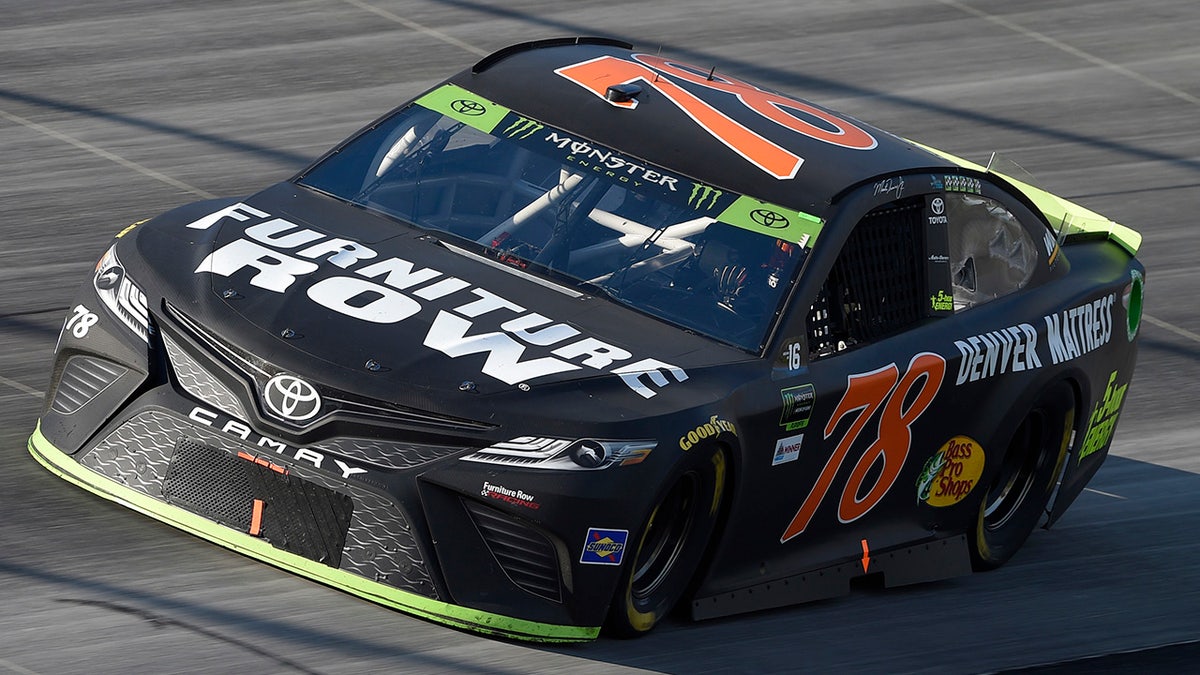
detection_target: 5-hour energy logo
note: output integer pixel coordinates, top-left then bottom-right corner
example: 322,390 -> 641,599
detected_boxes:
1078,371 -> 1128,462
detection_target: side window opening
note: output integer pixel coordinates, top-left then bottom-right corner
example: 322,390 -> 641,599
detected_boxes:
945,194 -> 1037,310
807,198 -> 925,359
806,187 -> 1040,362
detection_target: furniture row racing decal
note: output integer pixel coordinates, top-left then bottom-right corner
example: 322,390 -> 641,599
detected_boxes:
187,204 -> 687,399
555,53 -> 878,180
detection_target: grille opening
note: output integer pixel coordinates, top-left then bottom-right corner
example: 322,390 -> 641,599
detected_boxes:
163,437 -> 353,567
50,356 -> 128,414
807,198 -> 925,359
463,500 -> 563,603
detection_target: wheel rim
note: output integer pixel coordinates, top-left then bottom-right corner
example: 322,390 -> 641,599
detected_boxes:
631,474 -> 697,601
983,410 -> 1046,530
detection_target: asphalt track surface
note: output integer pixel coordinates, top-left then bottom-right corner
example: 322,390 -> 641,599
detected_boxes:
2,1 -> 1198,673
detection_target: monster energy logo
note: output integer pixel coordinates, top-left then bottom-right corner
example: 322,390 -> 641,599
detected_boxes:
502,117 -> 544,139
688,183 -> 724,211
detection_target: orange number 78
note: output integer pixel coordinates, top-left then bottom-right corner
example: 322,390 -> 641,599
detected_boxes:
780,352 -> 946,542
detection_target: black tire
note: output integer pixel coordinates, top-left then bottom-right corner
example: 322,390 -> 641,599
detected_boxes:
605,446 -> 727,637
971,381 -> 1075,570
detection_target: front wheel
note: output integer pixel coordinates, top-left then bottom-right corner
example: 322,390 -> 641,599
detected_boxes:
605,446 -> 726,637
971,381 -> 1075,570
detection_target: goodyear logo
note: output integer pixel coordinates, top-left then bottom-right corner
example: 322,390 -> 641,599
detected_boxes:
580,528 -> 629,565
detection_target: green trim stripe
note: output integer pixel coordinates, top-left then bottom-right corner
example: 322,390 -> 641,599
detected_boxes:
27,423 -> 599,643
416,84 -> 511,133
717,196 -> 824,246
911,140 -> 1141,255
417,84 -> 825,247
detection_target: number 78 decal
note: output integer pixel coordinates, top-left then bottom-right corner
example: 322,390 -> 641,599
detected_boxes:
555,54 -> 877,180
780,352 -> 946,542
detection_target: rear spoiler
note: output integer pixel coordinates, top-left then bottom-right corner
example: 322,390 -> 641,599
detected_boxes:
912,142 -> 1142,256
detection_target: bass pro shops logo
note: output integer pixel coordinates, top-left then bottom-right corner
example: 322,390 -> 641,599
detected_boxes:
262,373 -> 322,422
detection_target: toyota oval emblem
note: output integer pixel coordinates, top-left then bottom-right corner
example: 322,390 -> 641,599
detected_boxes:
450,99 -> 486,116
931,197 -> 945,215
750,208 -> 790,229
263,374 -> 322,422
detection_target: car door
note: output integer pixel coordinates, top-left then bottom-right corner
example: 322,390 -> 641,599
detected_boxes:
699,172 -> 1057,599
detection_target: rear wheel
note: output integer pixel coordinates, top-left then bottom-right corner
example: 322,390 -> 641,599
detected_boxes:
971,381 -> 1075,570
606,446 -> 726,637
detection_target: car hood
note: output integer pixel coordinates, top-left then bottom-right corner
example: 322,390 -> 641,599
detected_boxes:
130,183 -> 751,432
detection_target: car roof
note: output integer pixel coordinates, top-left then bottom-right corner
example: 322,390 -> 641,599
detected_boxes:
449,38 -> 958,220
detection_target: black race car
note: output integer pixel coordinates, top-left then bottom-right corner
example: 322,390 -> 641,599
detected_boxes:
29,37 -> 1144,642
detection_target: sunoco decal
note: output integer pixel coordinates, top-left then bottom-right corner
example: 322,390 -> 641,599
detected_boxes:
915,436 -> 985,507
580,528 -> 629,565
187,204 -> 687,399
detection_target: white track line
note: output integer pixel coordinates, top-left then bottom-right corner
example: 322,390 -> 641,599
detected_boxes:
0,656 -> 43,675
939,0 -> 1200,107
0,109 -> 215,200
1084,487 -> 1127,500
0,373 -> 43,400
339,0 -> 489,57
1143,314 -> 1200,344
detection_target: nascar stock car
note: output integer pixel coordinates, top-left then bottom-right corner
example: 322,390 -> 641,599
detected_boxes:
29,37 -> 1144,641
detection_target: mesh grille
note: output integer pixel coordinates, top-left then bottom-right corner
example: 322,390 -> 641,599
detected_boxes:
163,333 -> 248,420
51,356 -> 128,414
808,199 -> 924,358
81,409 -> 439,597
464,500 -> 562,603
164,438 -> 353,567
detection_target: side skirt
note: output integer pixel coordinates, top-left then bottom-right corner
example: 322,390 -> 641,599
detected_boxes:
690,534 -> 972,621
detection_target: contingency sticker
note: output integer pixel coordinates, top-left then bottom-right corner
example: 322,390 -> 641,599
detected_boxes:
580,528 -> 629,565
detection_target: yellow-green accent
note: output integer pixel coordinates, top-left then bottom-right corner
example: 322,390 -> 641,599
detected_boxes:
913,141 -> 1141,255
416,84 -> 511,133
418,84 -> 826,248
27,423 -> 599,643
717,196 -> 824,246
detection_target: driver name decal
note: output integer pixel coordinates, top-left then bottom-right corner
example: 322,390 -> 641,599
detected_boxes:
189,204 -> 687,398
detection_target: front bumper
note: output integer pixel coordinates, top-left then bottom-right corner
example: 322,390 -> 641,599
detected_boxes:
28,422 -> 599,642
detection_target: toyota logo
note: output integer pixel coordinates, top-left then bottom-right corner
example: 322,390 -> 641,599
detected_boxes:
750,209 -> 790,229
263,374 -> 322,422
931,197 -> 945,215
450,99 -> 486,116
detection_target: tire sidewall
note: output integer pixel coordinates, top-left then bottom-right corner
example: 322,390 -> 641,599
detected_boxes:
606,444 -> 726,637
971,380 -> 1075,569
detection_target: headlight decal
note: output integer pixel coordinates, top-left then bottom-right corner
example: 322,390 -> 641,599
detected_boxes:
94,245 -> 152,343
461,436 -> 654,470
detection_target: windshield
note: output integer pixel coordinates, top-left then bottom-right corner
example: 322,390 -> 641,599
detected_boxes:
297,88 -> 810,352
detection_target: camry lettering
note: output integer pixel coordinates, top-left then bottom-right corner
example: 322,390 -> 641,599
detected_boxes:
187,405 -> 368,479
191,207 -> 686,398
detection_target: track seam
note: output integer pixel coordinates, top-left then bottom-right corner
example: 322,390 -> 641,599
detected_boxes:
939,0 -> 1200,107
